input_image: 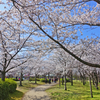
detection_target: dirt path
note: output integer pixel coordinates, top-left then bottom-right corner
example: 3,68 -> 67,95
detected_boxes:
22,83 -> 57,100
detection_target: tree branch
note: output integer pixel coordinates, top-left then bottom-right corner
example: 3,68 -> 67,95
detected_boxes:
0,70 -> 2,73
6,32 -> 32,68
94,0 -> 100,4
11,0 -> 100,68
6,60 -> 27,73
28,16 -> 100,68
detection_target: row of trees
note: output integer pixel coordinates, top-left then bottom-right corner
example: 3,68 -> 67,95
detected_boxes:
0,0 -> 100,85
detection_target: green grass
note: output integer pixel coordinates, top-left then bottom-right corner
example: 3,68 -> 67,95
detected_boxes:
46,80 -> 100,100
7,80 -> 45,100
7,90 -> 24,100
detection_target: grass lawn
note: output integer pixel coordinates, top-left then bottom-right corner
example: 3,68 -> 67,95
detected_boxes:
46,80 -> 100,100
8,80 -> 45,100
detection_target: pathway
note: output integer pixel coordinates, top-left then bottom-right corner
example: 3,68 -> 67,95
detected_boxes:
22,83 -> 57,100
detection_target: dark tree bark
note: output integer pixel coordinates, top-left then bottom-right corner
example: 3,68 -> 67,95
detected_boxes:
97,71 -> 100,83
59,74 -> 61,88
94,0 -> 100,4
62,76 -> 64,85
43,74 -> 46,79
19,72 -> 23,86
70,70 -> 73,86
64,73 -> 67,90
91,70 -> 99,89
93,70 -> 99,89
83,72 -> 86,85
35,73 -> 37,84
91,73 -> 95,85
48,73 -> 50,79
89,76 -> 93,98
1,71 -> 5,81
78,69 -> 86,85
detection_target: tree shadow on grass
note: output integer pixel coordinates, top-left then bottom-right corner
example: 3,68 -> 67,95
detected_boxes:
9,90 -> 24,100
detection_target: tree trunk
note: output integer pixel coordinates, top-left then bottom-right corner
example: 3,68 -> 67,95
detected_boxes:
89,76 -> 93,98
43,74 -> 46,79
98,71 -> 100,83
98,75 -> 100,83
19,72 -> 22,86
1,71 -> 5,81
59,75 -> 61,88
35,73 -> 37,84
94,73 -> 99,89
48,73 -> 50,79
93,70 -> 99,89
83,77 -> 86,85
95,81 -> 98,90
70,70 -> 73,86
92,77 -> 95,85
62,76 -> 64,85
64,73 -> 67,90
82,72 -> 86,85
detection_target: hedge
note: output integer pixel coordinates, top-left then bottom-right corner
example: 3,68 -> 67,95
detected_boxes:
0,79 -> 17,100
40,78 -> 49,83
29,78 -> 40,81
60,78 -> 70,82
11,78 -> 23,81
5,79 -> 17,93
0,80 -> 9,100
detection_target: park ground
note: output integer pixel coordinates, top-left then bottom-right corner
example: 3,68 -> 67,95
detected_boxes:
8,80 -> 100,100
8,80 -> 45,100
46,80 -> 100,100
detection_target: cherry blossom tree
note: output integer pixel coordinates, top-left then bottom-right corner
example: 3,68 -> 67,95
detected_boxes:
6,0 -> 100,68
49,48 -> 76,90
0,28 -> 32,81
0,0 -> 100,82
0,12 -> 48,81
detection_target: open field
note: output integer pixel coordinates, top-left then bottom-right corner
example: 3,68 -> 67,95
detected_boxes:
46,80 -> 100,100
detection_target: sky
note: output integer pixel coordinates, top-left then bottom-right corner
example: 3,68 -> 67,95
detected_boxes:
78,26 -> 100,40
77,1 -> 100,40
0,0 -> 6,10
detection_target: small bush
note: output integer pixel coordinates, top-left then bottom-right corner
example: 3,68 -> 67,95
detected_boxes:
5,79 -> 17,93
60,78 -> 70,82
12,78 -> 19,81
12,78 -> 23,81
29,77 -> 34,81
0,80 -> 9,100
40,78 -> 49,83
66,78 -> 70,82
29,78 -> 40,81
60,78 -> 64,82
37,78 -> 40,81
